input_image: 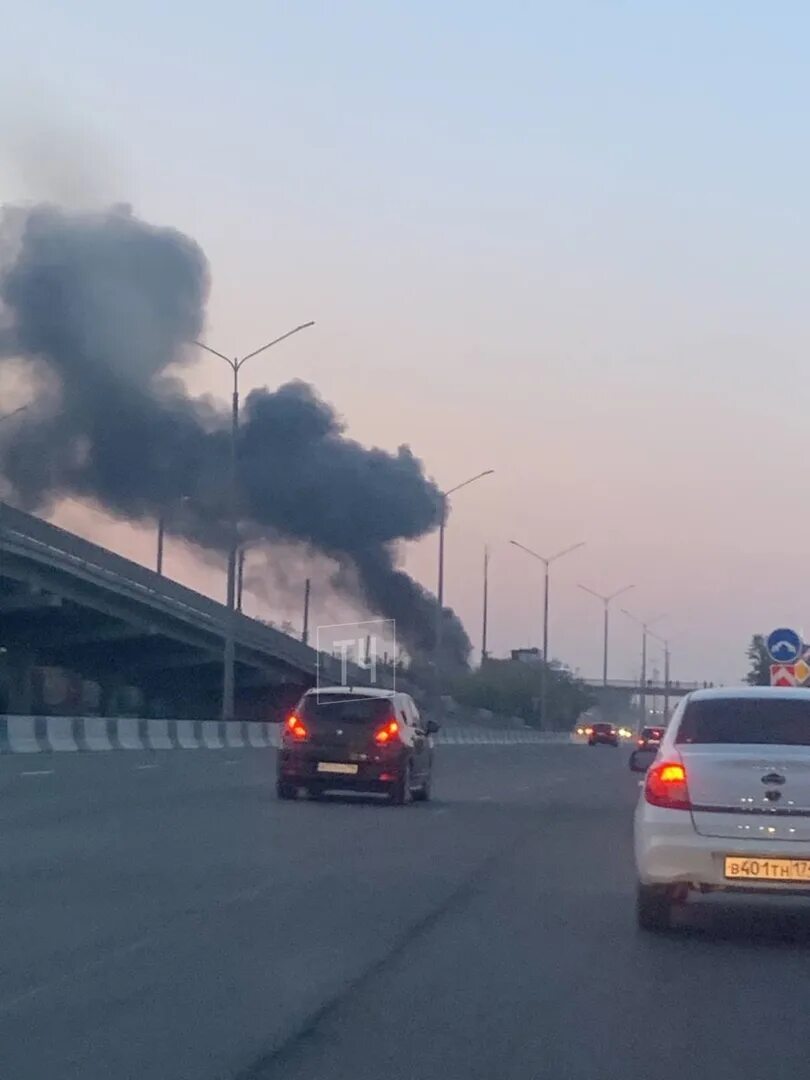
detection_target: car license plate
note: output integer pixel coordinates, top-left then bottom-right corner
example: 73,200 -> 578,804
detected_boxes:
724,856 -> 810,882
316,762 -> 358,775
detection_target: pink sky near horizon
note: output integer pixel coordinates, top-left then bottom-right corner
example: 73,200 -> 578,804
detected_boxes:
3,2 -> 810,685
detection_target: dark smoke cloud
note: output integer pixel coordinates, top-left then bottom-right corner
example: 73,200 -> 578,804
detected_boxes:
0,203 -> 471,666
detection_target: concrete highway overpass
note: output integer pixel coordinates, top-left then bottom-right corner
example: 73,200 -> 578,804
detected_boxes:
581,677 -> 707,722
0,502 -> 374,719
581,677 -> 704,697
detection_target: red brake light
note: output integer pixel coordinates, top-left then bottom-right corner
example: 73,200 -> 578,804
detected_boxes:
285,713 -> 309,741
645,760 -> 691,810
374,718 -> 400,745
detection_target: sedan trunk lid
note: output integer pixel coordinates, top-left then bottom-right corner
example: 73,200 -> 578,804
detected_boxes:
682,745 -> 810,840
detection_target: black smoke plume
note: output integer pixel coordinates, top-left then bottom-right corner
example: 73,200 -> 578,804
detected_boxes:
0,203 -> 471,666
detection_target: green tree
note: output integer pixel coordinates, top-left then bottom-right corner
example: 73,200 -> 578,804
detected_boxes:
745,634 -> 770,686
448,657 -> 593,730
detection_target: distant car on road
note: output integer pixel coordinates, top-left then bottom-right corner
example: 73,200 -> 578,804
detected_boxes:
637,725 -> 665,750
277,685 -> 438,804
632,686 -> 810,931
588,722 -> 619,747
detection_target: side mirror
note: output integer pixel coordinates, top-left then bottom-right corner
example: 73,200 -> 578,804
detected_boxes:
629,748 -> 657,774
425,719 -> 440,735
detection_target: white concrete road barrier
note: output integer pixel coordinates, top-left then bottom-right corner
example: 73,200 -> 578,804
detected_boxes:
0,717 -> 571,753
437,727 -> 572,746
0,717 -> 278,753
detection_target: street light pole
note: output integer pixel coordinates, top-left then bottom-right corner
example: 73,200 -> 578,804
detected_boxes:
481,545 -> 489,664
577,583 -> 635,686
434,469 -> 494,694
155,495 -> 191,579
664,641 -> 671,721
542,560 -> 550,695
436,498 -> 446,668
194,321 -> 315,721
622,610 -> 666,732
510,539 -> 585,728
648,629 -> 672,723
641,628 -> 648,719
236,546 -> 246,613
156,513 -> 165,575
302,578 -> 311,645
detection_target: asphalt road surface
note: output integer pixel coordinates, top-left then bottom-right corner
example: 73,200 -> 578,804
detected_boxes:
2,743 -> 810,1080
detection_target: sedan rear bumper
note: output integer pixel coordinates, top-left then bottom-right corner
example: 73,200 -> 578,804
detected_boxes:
636,804 -> 810,890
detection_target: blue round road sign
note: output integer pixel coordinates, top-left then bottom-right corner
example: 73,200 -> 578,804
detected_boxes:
766,627 -> 803,664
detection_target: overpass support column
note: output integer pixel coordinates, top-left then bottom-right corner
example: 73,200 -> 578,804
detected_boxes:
6,649 -> 36,715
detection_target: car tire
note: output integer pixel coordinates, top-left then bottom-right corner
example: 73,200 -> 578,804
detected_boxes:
636,882 -> 674,932
390,766 -> 413,806
412,773 -> 432,802
276,781 -> 297,800
306,786 -> 324,801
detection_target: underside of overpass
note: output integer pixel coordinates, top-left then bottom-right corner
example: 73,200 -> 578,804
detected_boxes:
0,503 -> 362,719
0,576 -> 309,720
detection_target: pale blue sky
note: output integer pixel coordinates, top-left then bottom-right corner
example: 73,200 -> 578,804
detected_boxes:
2,1 -> 810,682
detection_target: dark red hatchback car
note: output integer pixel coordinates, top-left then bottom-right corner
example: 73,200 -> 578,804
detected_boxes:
588,722 -> 619,747
277,686 -> 438,805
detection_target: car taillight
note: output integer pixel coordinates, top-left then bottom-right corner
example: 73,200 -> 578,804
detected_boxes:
374,718 -> 400,745
285,713 -> 309,741
644,760 -> 691,810
637,738 -> 644,747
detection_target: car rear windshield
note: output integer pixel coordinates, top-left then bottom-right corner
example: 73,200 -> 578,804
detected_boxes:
300,694 -> 394,726
592,724 -> 612,732
676,698 -> 810,746
641,728 -> 663,739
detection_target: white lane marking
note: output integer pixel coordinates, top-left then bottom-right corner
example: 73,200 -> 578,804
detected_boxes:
19,769 -> 54,777
222,759 -> 239,767
134,763 -> 159,771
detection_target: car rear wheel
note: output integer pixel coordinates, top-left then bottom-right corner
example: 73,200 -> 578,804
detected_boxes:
636,882 -> 674,932
390,766 -> 413,806
412,773 -> 432,802
276,781 -> 297,800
